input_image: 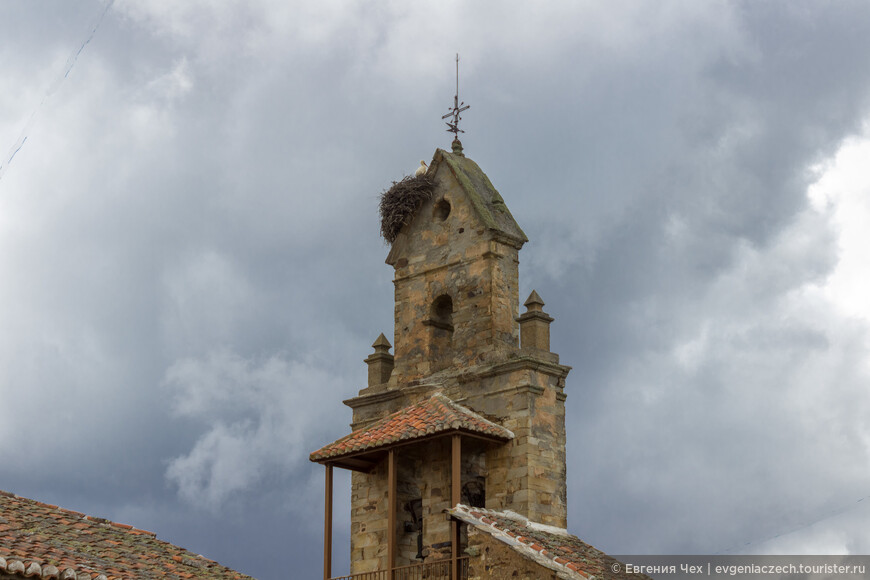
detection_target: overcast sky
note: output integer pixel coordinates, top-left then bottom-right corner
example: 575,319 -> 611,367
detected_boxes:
3,1 -> 870,578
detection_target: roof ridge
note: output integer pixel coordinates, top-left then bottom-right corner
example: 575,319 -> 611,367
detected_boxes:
428,148 -> 527,245
430,393 -> 514,439
449,504 -> 606,580
0,488 -> 157,538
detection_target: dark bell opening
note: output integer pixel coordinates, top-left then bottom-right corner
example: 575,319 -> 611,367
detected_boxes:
432,295 -> 453,326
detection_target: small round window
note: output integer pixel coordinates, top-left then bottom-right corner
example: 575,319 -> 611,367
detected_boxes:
433,199 -> 451,221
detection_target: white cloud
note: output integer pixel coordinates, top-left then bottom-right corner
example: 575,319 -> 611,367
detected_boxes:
808,132 -> 870,323
163,349 -> 347,510
569,130 -> 870,554
146,58 -> 193,101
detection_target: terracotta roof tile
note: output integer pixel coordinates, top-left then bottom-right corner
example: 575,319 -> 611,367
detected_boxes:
310,393 -> 513,462
448,505 -> 651,580
0,490 -> 254,579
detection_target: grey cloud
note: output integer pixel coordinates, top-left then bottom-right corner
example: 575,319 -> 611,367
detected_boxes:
3,2 -> 870,579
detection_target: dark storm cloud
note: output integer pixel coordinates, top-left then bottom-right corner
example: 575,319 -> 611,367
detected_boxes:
2,2 -> 870,579
532,1 -> 870,559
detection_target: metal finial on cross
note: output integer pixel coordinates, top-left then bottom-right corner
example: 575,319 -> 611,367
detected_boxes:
442,53 -> 470,140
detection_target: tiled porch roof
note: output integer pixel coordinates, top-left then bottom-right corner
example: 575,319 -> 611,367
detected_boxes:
0,490 -> 253,580
309,393 -> 513,465
448,505 -> 650,580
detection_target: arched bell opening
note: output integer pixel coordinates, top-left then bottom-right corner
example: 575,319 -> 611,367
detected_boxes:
426,294 -> 454,371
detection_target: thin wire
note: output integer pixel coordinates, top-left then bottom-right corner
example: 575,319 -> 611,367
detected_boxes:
0,0 -> 115,182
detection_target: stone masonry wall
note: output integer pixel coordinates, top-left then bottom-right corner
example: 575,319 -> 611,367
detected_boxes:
350,465 -> 387,574
349,438 -> 463,573
348,353 -> 570,574
447,358 -> 569,528
389,162 -> 522,383
465,526 -> 561,580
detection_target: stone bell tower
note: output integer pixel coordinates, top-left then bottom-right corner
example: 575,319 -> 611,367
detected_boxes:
384,141 -> 529,381
311,141 -> 571,578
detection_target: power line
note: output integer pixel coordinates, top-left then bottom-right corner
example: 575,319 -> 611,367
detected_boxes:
0,0 -> 115,182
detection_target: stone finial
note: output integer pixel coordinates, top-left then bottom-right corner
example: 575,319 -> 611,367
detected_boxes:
451,138 -> 464,156
365,333 -> 394,387
524,290 -> 545,312
517,290 -> 554,352
372,333 -> 392,353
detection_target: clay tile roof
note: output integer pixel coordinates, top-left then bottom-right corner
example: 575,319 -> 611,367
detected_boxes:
0,490 -> 254,580
309,393 -> 513,463
448,505 -> 651,580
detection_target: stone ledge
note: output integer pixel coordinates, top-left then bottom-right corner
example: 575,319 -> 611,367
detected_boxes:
515,384 -> 545,396
344,389 -> 404,410
458,356 -> 572,384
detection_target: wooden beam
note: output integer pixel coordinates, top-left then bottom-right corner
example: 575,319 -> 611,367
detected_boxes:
451,434 -> 461,507
323,464 -> 333,580
332,456 -> 380,473
451,434 -> 461,580
388,449 -> 397,577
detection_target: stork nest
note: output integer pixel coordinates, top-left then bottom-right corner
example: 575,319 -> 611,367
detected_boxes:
379,174 -> 435,243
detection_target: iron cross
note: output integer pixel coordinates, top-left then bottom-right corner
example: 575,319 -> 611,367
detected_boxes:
442,53 -> 470,137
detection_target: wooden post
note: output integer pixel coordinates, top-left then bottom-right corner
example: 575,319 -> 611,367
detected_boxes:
451,434 -> 461,580
323,464 -> 333,580
388,449 -> 397,578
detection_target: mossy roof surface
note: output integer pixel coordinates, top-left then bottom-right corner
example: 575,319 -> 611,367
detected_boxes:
0,490 -> 254,580
432,148 -> 528,244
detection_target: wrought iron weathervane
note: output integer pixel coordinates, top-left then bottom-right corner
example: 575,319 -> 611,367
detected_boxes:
442,53 -> 470,139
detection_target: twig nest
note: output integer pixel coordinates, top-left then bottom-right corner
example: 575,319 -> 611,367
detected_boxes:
379,174 -> 435,243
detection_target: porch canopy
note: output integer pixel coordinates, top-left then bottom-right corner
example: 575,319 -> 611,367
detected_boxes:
309,392 -> 514,580
309,392 -> 514,471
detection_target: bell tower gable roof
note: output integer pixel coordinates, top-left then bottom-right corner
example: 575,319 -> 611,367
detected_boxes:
386,148 -> 527,266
